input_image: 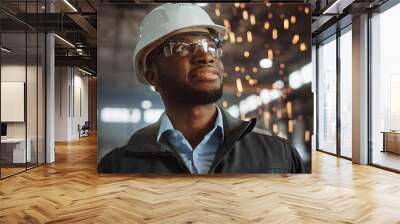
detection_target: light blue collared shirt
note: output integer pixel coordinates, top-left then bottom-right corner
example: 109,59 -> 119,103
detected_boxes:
156,107 -> 224,174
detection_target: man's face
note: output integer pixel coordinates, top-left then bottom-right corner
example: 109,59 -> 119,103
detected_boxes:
149,33 -> 224,105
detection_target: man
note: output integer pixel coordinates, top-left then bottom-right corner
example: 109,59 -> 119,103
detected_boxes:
98,3 -> 306,174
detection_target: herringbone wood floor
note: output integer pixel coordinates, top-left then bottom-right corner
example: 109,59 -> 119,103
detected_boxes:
1,134 -> 400,224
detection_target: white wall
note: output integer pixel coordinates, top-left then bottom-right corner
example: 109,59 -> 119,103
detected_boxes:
1,64 -> 46,164
1,66 -> 26,131
1,65 -> 39,138
55,67 -> 89,141
55,67 -> 69,141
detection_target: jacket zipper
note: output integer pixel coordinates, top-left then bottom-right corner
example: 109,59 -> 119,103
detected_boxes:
208,119 -> 256,174
166,149 -> 191,174
208,146 -> 234,174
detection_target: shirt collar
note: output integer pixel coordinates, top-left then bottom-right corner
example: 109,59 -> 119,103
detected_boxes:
156,106 -> 224,143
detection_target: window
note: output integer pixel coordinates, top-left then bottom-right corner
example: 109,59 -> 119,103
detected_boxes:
317,36 -> 337,154
339,28 -> 352,158
370,2 -> 400,171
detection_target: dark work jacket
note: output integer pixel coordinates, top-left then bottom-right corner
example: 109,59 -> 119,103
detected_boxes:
98,109 -> 307,174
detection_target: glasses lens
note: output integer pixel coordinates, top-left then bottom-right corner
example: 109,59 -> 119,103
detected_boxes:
163,37 -> 223,58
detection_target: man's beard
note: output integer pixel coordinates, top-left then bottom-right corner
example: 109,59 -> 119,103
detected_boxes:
158,76 -> 223,105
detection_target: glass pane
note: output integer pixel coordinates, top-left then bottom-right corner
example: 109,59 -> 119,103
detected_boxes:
38,32 -> 45,165
339,29 -> 352,158
26,0 -> 39,169
1,30 -> 27,177
371,3 -> 400,171
317,37 -> 337,154
27,31 -> 38,169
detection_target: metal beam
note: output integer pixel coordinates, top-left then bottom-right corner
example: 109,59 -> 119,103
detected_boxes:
67,13 -> 97,45
323,0 -> 356,14
312,15 -> 335,33
55,55 -> 96,70
3,13 -> 83,32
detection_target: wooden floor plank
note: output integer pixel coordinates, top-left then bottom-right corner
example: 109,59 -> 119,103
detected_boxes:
1,134 -> 400,223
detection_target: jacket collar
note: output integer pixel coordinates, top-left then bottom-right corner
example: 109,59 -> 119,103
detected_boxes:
156,106 -> 225,144
125,108 -> 257,153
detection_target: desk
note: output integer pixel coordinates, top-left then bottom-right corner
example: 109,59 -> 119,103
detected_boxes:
382,131 -> 400,154
1,138 -> 31,163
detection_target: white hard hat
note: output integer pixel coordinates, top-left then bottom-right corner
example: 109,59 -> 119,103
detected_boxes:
133,3 -> 228,85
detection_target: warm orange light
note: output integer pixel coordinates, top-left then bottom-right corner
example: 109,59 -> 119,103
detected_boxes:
263,112 -> 270,128
290,15 -> 296,24
223,19 -> 231,30
272,29 -> 278,39
236,78 -> 243,93
287,101 -> 292,118
283,19 -> 289,30
304,7 -> 310,14
250,14 -> 256,25
280,63 -> 285,69
247,31 -> 253,42
234,66 -> 240,72
249,79 -> 257,85
229,32 -> 236,43
234,3 -> 240,8
243,10 -> 248,20
243,51 -> 250,58
264,21 -> 270,30
215,8 -> 221,17
300,43 -> 307,51
292,34 -> 300,44
252,67 -> 258,73
305,130 -> 311,142
236,36 -> 243,43
267,49 -> 274,59
288,120 -> 294,133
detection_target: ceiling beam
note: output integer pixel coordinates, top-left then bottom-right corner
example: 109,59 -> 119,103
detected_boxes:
55,55 -> 96,71
323,0 -> 356,14
67,13 -> 97,44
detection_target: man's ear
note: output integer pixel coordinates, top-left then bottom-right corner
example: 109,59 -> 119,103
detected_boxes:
143,64 -> 160,88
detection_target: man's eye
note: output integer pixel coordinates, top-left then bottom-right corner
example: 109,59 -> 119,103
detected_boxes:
175,45 -> 192,53
175,45 -> 185,51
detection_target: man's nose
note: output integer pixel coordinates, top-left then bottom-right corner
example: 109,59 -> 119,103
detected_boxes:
192,48 -> 215,65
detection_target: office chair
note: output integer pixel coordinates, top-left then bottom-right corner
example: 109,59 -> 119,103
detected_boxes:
79,121 -> 90,138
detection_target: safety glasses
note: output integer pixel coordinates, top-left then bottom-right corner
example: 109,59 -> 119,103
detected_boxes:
146,33 -> 223,67
163,37 -> 223,58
